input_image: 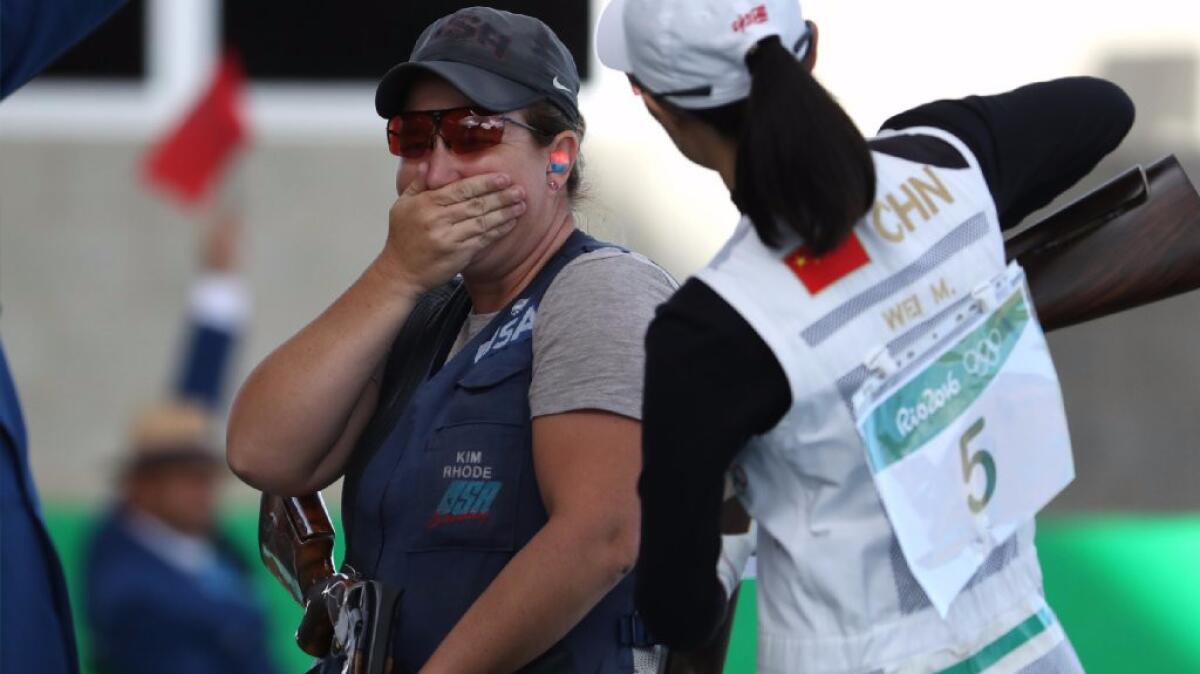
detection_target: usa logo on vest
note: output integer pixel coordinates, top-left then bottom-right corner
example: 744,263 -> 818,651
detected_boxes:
475,300 -> 537,362
429,478 -> 503,529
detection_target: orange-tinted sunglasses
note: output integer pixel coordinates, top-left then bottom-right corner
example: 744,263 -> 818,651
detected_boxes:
386,107 -> 543,159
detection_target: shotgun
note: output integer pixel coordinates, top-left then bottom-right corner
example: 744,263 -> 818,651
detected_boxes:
259,492 -> 399,674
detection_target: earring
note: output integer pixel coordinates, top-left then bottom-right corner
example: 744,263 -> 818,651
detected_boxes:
547,178 -> 561,191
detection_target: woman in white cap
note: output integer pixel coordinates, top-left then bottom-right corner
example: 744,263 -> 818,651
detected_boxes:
597,1 -> 1133,672
230,7 -> 674,673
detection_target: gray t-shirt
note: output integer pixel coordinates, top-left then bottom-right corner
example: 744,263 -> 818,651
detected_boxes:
448,247 -> 677,420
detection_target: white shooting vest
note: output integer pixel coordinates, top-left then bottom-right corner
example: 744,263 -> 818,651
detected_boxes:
696,128 -> 1070,674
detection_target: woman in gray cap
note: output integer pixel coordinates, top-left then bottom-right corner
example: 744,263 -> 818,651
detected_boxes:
228,7 -> 673,674
598,0 -> 1132,672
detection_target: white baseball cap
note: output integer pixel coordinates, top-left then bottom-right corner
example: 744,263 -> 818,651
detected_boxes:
596,0 -> 809,110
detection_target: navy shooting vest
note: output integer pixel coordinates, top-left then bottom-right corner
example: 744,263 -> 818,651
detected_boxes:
343,230 -> 640,673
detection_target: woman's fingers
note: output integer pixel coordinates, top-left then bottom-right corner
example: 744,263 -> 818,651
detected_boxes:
452,201 -> 527,243
444,186 -> 526,227
428,172 -> 512,207
463,218 -> 520,257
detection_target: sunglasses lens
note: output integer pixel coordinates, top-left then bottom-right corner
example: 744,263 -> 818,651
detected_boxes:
443,109 -> 505,154
388,114 -> 437,158
387,109 -> 508,158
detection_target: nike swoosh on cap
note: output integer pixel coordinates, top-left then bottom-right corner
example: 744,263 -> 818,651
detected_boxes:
552,76 -> 574,94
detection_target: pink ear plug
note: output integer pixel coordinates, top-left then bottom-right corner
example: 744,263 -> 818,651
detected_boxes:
548,150 -> 570,173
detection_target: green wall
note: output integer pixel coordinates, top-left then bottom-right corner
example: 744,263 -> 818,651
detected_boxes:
44,506 -> 1200,673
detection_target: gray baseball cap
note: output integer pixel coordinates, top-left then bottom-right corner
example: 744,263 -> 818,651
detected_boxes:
375,7 -> 582,124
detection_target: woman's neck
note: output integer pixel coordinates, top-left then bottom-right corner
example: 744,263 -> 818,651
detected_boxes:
714,136 -> 738,194
464,207 -> 575,314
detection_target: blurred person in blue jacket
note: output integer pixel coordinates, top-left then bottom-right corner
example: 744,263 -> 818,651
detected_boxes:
1,2 -> 128,673
85,405 -> 278,674
84,210 -> 279,674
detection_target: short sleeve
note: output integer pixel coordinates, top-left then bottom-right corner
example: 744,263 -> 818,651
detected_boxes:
529,249 -> 677,420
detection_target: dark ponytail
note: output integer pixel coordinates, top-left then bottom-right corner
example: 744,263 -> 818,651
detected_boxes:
691,35 -> 875,254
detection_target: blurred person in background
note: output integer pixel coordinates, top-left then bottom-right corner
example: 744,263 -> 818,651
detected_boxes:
1,2 -> 129,673
598,0 -> 1133,672
228,7 -> 675,673
84,212 -> 278,674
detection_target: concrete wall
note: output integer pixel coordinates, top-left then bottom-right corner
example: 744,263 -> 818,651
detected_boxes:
0,140 -> 392,502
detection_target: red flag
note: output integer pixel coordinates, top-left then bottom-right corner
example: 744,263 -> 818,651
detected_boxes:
784,232 -> 871,294
143,52 -> 248,205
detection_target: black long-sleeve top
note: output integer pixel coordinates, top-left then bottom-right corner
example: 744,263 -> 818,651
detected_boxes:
635,77 -> 1136,648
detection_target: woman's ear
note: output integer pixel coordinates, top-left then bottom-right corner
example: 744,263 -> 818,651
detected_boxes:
801,20 -> 819,72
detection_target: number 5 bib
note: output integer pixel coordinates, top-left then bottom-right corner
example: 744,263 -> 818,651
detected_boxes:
851,262 -> 1074,617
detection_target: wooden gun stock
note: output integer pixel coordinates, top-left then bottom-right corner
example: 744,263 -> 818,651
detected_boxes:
259,493 -> 335,602
1009,154 -> 1200,331
259,492 -> 338,657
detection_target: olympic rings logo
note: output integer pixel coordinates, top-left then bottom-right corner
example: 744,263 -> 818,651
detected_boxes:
962,329 -> 1005,377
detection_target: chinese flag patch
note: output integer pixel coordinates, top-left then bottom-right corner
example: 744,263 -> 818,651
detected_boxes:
784,232 -> 870,294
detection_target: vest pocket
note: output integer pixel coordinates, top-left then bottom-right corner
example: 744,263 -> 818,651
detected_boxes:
407,351 -> 533,553
439,349 -> 531,427
408,421 -> 527,552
